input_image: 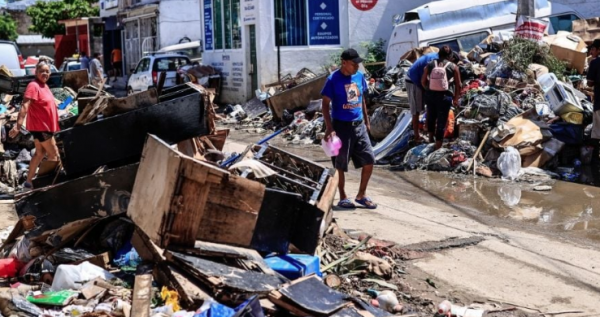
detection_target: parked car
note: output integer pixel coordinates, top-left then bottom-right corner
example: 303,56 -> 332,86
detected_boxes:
24,64 -> 59,76
157,41 -> 202,65
59,58 -> 82,72
385,0 -> 585,67
127,53 -> 191,94
0,40 -> 25,76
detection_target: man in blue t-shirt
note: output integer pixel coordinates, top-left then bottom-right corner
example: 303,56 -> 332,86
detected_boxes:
406,52 -> 438,142
321,49 -> 376,209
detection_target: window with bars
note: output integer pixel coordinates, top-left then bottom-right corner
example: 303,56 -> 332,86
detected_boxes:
274,0 -> 307,46
206,0 -> 241,50
274,0 -> 340,47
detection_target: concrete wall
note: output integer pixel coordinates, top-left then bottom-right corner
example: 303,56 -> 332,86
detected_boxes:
9,10 -> 33,35
158,0 -> 202,48
202,0 -> 600,104
203,0 -> 402,104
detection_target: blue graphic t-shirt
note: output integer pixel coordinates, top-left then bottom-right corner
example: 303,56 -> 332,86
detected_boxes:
321,70 -> 367,122
407,52 -> 438,88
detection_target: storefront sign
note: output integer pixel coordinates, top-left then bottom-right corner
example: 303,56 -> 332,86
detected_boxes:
242,0 -> 256,25
351,0 -> 378,11
308,0 -> 340,45
204,0 -> 213,50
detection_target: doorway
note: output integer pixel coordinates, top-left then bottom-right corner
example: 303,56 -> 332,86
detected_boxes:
249,25 -> 258,93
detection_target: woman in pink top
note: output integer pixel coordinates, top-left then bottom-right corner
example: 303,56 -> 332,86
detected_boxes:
9,58 -> 60,190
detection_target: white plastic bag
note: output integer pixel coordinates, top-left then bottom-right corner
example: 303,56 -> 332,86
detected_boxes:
498,147 -> 522,180
51,261 -> 115,291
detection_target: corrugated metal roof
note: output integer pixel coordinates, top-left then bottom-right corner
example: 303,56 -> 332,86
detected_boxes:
7,0 -> 58,11
16,34 -> 55,44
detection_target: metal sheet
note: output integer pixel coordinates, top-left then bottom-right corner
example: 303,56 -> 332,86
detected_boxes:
56,92 -> 206,175
372,110 -> 413,160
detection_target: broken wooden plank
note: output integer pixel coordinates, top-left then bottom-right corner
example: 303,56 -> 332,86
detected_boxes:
15,164 -> 138,239
153,263 -> 211,309
130,274 -> 152,317
169,240 -> 276,275
278,275 -> 350,315
56,92 -> 206,175
131,227 -> 165,263
166,251 -> 286,294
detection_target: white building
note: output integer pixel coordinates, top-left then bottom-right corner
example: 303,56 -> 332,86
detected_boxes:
200,0 -> 600,105
117,0 -> 203,72
201,0 -> 408,104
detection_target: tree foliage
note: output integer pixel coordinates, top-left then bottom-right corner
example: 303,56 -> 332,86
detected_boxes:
26,0 -> 99,38
0,14 -> 18,42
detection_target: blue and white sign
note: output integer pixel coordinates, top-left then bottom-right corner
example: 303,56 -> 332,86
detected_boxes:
204,0 -> 213,50
242,0 -> 256,25
308,0 -> 340,45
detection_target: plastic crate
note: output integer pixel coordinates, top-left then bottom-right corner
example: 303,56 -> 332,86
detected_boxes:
264,254 -> 322,280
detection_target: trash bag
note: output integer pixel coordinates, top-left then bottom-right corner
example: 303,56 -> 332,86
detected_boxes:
369,107 -> 397,140
424,148 -> 454,171
51,262 -> 115,291
472,94 -> 501,119
497,147 -> 522,180
99,218 -> 134,255
498,105 -> 524,124
549,123 -> 584,145
403,144 -> 435,169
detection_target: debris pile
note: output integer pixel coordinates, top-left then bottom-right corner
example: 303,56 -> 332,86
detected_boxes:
372,29 -> 598,187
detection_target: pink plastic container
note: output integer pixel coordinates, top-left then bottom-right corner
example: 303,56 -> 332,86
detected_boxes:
321,135 -> 342,157
0,258 -> 18,278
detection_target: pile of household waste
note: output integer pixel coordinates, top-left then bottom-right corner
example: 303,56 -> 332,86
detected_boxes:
371,29 -> 598,185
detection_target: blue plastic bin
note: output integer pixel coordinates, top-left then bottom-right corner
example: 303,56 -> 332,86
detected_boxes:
264,254 -> 322,280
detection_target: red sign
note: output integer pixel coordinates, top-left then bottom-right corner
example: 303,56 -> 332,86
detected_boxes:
351,0 -> 377,11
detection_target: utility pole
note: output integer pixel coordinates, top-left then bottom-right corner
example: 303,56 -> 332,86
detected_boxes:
517,0 -> 535,17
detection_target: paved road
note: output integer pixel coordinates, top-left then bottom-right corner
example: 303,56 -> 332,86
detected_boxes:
225,130 -> 600,315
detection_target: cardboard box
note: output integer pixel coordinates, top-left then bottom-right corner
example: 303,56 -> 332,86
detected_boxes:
572,18 -> 600,44
543,33 -> 587,74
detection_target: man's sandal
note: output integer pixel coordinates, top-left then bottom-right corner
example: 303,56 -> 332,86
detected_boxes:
355,197 -> 377,209
337,199 -> 356,209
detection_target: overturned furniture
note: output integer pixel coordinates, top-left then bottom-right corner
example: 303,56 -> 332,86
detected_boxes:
128,135 -> 333,254
267,74 -> 328,121
15,163 -> 138,238
56,88 -> 207,176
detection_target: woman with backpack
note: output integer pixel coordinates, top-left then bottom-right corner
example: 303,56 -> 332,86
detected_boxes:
421,45 -> 461,150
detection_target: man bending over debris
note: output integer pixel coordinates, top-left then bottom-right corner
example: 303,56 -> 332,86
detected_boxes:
406,51 -> 438,143
322,49 -> 377,209
421,45 -> 461,150
587,40 -> 600,164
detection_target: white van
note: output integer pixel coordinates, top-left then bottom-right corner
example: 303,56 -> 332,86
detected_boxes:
386,0 -> 585,67
157,41 -> 202,65
0,41 -> 25,77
